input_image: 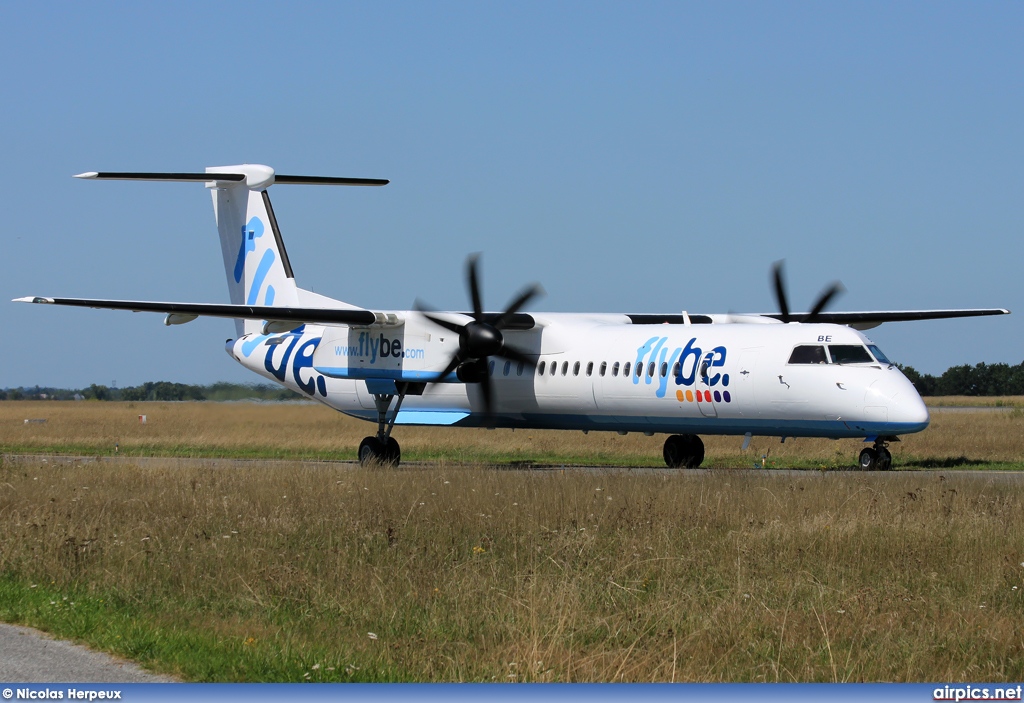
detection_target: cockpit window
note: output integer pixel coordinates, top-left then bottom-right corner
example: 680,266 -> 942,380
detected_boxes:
828,345 -> 874,364
788,345 -> 828,364
867,344 -> 892,365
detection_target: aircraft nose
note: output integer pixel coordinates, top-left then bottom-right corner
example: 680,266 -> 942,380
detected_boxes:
866,374 -> 930,431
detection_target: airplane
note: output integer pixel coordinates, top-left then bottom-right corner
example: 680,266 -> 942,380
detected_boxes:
14,164 -> 1010,470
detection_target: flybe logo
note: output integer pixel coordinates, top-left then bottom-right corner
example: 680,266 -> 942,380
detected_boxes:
240,327 -> 328,398
635,336 -> 733,404
333,332 -> 426,364
234,216 -> 277,306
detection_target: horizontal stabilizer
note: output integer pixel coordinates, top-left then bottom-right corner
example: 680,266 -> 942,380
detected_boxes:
74,172 -> 245,182
14,296 -> 377,326
73,170 -> 388,186
274,175 -> 389,186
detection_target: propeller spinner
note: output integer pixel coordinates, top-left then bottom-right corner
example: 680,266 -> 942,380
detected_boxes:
416,255 -> 543,414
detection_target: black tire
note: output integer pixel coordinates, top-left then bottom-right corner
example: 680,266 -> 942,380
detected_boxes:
384,437 -> 401,466
663,434 -> 704,469
877,447 -> 892,471
685,435 -> 705,468
663,435 -> 685,468
358,436 -> 384,465
858,447 -> 878,471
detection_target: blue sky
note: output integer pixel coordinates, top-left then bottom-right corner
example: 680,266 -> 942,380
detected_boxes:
2,2 -> 1021,388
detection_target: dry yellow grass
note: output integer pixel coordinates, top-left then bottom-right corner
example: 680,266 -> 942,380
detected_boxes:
1,458 -> 1023,681
1,400 -> 1023,468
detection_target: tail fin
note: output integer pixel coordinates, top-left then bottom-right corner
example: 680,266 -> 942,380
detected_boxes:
207,165 -> 298,335
75,164 -> 388,337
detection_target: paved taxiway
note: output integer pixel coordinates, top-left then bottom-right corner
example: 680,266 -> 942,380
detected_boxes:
3,453 -> 1022,479
0,623 -> 175,682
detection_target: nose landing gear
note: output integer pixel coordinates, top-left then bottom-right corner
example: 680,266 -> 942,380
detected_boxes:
858,438 -> 894,471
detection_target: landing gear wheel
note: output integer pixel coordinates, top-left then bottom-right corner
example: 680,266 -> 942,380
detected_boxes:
877,447 -> 892,471
858,447 -> 878,471
859,443 -> 894,471
359,437 -> 385,465
663,434 -> 705,469
383,437 -> 401,466
359,436 -> 401,466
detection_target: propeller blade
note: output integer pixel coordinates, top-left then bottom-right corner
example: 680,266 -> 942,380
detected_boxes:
493,283 -> 544,330
434,352 -> 463,382
478,369 -> 494,416
421,312 -> 466,335
466,254 -> 484,322
498,345 -> 538,370
806,282 -> 845,323
772,260 -> 790,324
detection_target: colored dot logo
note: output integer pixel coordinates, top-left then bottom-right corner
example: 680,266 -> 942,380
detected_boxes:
676,389 -> 732,403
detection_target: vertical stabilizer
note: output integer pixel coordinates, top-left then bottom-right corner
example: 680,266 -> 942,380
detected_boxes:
207,165 -> 299,335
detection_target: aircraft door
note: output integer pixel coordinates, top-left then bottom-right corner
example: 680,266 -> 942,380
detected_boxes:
694,356 -> 718,417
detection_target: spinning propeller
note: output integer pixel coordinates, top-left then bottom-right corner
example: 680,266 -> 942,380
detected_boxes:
771,260 -> 845,323
416,255 -> 543,414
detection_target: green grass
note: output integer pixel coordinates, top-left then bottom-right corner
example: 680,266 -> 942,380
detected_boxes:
3,459 -> 1024,681
0,577 -> 405,681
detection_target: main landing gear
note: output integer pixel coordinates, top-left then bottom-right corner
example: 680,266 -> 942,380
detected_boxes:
358,383 -> 420,467
858,438 -> 894,471
663,434 -> 705,468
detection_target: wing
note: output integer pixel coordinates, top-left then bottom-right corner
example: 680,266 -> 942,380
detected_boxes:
758,308 -> 1011,329
12,296 -> 538,331
13,296 -> 377,326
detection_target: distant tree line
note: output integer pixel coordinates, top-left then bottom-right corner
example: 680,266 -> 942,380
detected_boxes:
0,382 -> 303,402
898,362 -> 1024,396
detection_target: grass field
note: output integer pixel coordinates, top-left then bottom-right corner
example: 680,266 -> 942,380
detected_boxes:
1,459 -> 1023,681
1,400 -> 1023,682
1,399 -> 1023,469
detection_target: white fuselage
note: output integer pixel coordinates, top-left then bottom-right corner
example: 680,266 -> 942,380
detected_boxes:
227,313 -> 930,440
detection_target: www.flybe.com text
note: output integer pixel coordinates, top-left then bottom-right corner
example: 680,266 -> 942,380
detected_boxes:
334,332 -> 425,363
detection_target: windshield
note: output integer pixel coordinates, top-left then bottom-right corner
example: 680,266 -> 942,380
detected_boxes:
788,345 -> 828,364
867,344 -> 892,365
827,345 -> 874,364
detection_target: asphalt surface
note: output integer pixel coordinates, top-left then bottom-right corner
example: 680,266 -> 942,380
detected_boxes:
0,623 -> 175,682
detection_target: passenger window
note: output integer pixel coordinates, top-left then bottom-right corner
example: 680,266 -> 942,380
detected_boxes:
600,361 -> 607,376
489,360 -> 495,376
538,360 -> 546,375
517,362 -> 524,376
573,361 -> 580,376
636,364 -> 644,378
503,360 -> 511,376
660,362 -> 668,377
551,361 -> 557,376
788,345 -> 827,364
828,345 -> 874,364
623,362 -> 631,377
586,361 -> 594,376
561,361 -> 568,376
673,362 -> 681,377
612,362 -> 620,377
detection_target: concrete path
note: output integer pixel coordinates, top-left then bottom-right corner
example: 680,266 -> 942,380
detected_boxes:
0,623 -> 175,682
